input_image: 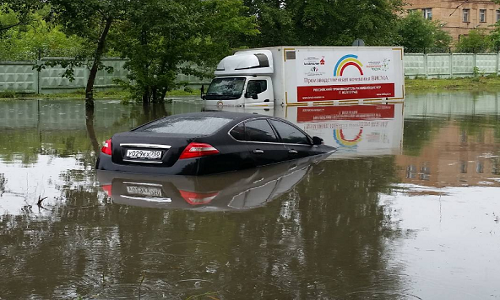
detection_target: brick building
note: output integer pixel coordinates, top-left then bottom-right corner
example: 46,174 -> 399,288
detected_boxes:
403,0 -> 500,41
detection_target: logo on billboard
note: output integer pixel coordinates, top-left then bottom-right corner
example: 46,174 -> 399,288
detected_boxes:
333,128 -> 363,148
306,65 -> 325,77
304,56 -> 320,66
333,54 -> 364,77
366,58 -> 390,72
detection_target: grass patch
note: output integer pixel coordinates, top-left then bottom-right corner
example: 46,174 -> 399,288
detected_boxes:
0,90 -> 17,98
0,88 -> 200,100
406,75 -> 500,92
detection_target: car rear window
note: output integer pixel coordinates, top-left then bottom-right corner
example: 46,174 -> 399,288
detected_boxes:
138,116 -> 233,135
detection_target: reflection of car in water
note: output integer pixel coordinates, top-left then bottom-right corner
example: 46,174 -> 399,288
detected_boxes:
97,155 -> 327,210
96,112 -> 334,175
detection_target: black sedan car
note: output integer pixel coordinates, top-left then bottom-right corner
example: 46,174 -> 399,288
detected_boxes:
96,111 -> 335,175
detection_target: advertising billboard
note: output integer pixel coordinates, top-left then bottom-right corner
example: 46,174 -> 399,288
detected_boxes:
296,49 -> 402,102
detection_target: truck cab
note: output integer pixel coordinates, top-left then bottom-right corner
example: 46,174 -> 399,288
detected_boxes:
203,50 -> 275,108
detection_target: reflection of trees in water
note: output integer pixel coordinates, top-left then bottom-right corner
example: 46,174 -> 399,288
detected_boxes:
0,131 -> 41,164
0,173 -> 6,196
86,108 -> 100,155
403,117 -> 446,156
0,102 -> 169,166
294,158 -> 403,298
0,156 -> 406,299
111,102 -> 171,129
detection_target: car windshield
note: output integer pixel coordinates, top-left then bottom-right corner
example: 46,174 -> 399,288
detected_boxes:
205,77 -> 246,100
138,116 -> 233,135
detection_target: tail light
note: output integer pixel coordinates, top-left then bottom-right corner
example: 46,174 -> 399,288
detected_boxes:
179,142 -> 219,159
179,190 -> 219,205
101,139 -> 112,155
102,185 -> 112,197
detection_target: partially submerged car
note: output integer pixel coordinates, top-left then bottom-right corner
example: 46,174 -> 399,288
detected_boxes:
96,112 -> 335,175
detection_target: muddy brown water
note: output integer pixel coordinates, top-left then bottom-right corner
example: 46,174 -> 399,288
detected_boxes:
1,92 -> 500,299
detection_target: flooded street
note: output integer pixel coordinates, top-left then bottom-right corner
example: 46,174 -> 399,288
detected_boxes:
1,92 -> 500,299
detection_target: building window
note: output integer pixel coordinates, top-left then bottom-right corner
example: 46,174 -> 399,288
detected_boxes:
479,9 -> 486,23
423,8 -> 432,20
497,10 -> 500,22
463,9 -> 470,23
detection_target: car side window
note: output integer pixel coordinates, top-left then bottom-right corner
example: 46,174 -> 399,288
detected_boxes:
244,119 -> 278,143
230,123 -> 245,140
269,120 -> 310,145
247,80 -> 267,95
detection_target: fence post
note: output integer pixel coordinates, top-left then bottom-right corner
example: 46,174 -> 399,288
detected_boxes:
450,53 -> 453,78
423,53 -> 428,78
497,50 -> 500,76
34,59 -> 40,94
473,52 -> 477,75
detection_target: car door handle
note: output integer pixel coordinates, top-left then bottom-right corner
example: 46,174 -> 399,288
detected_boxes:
289,150 -> 298,154
253,149 -> 264,154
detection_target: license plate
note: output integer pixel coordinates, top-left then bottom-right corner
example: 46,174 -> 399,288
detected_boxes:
126,149 -> 162,160
126,185 -> 163,197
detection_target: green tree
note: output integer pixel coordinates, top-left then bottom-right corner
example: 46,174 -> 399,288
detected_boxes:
243,0 -> 296,47
244,0 -> 403,46
0,1 -> 41,34
39,0 -> 131,110
433,25 -> 453,50
0,10 -> 84,60
456,29 -> 492,53
488,22 -> 500,51
396,11 -> 452,53
114,0 -> 257,103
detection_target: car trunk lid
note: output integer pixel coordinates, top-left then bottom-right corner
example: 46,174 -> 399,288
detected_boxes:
111,132 -> 196,167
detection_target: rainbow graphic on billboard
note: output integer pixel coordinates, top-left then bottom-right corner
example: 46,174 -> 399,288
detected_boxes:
333,128 -> 363,147
333,54 -> 364,76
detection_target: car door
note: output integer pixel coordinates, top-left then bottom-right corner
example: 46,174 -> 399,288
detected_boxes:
238,119 -> 288,167
244,78 -> 274,105
268,119 -> 317,160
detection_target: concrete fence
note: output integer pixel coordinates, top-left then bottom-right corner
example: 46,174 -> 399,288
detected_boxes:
1,53 -> 500,94
404,53 -> 500,79
0,58 -> 206,94
0,58 -> 129,94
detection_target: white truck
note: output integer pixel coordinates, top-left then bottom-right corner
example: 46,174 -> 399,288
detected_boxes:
202,46 -> 405,108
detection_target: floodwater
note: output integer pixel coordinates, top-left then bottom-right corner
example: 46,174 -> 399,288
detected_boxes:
0,92 -> 499,299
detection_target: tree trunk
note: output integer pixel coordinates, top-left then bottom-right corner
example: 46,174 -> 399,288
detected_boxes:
142,87 -> 150,104
160,88 -> 167,102
86,16 -> 113,111
152,86 -> 158,103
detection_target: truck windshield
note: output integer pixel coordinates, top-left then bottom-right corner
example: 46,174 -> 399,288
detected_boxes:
205,77 -> 246,100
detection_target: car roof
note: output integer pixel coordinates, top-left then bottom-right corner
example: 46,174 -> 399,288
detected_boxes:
168,111 -> 268,123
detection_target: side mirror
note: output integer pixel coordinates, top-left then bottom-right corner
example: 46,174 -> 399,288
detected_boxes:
312,136 -> 323,145
245,92 -> 259,99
